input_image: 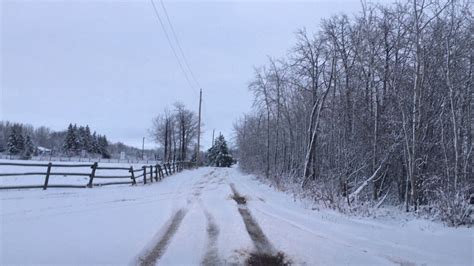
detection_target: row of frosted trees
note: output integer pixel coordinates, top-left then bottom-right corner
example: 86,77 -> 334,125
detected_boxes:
63,124 -> 110,158
235,0 -> 472,224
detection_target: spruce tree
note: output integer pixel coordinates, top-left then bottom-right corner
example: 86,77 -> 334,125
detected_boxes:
16,129 -> 25,153
77,126 -> 86,151
23,134 -> 35,159
7,132 -> 19,155
84,125 -> 93,152
91,132 -> 100,154
7,124 -> 24,155
63,124 -> 77,155
72,124 -> 79,151
206,134 -> 233,167
98,135 -> 111,159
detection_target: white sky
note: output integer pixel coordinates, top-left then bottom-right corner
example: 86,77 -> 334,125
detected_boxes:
1,0 -> 391,149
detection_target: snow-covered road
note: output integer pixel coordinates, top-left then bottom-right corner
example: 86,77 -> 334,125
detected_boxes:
1,167 -> 472,265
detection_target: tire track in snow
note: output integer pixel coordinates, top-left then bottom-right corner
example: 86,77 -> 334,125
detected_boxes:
201,210 -> 221,266
139,169 -> 215,265
230,183 -> 291,265
230,183 -> 274,255
138,209 -> 187,266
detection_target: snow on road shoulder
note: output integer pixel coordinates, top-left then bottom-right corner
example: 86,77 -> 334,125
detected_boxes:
228,167 -> 473,265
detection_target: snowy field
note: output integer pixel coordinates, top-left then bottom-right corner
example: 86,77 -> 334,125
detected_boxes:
0,166 -> 472,265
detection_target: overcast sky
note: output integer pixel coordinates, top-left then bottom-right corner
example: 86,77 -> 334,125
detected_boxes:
1,0 -> 389,149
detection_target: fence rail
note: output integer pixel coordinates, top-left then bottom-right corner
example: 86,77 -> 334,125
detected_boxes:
0,161 -> 193,190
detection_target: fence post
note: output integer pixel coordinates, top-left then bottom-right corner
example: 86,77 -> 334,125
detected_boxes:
149,165 -> 153,183
154,164 -> 159,181
143,166 -> 147,184
88,162 -> 98,188
129,166 -> 136,185
164,163 -> 168,176
43,162 -> 52,190
158,164 -> 163,179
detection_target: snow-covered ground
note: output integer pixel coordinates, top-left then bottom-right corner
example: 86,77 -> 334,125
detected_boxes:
1,165 -> 472,265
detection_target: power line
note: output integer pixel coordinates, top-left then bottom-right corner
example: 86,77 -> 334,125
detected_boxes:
150,0 -> 197,94
159,0 -> 201,89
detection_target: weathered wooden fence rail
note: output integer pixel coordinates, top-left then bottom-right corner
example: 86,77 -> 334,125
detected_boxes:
0,161 -> 193,190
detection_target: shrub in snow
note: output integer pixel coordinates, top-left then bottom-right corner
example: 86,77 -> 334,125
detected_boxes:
435,189 -> 473,227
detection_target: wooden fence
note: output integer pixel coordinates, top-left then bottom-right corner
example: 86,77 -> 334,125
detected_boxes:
0,154 -> 163,165
0,161 -> 193,190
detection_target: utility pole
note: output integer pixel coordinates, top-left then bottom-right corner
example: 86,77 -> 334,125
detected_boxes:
142,137 -> 145,160
196,89 -> 202,166
212,129 -> 215,147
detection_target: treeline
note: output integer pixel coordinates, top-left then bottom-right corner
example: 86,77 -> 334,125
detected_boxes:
0,121 -> 112,159
150,102 -> 199,162
235,0 -> 472,225
1,121 -> 62,156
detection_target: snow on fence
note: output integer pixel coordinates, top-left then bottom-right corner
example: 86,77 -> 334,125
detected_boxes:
0,161 -> 193,190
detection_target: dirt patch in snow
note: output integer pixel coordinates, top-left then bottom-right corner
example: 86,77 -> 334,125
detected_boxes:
246,252 -> 291,266
233,195 -> 247,205
138,209 -> 187,266
383,255 -> 416,266
230,183 -> 248,205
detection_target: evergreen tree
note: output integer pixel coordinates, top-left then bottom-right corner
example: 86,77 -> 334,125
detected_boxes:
206,134 -> 233,167
84,125 -> 93,152
63,124 -> 77,155
98,135 -> 111,159
0,125 -> 6,152
23,134 -> 35,159
91,132 -> 100,154
7,133 -> 18,155
77,126 -> 86,151
16,132 -> 25,154
7,124 -> 25,155
72,124 -> 80,150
